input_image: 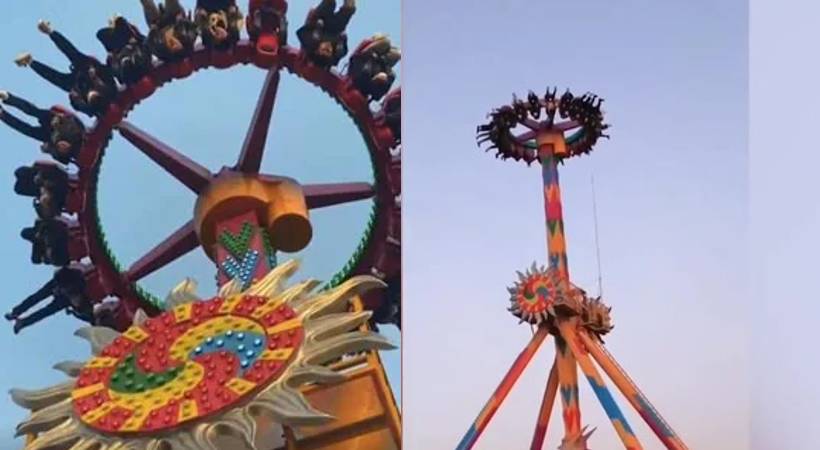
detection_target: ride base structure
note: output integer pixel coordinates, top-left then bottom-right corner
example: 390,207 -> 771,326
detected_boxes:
5,1 -> 401,449
460,89 -> 688,450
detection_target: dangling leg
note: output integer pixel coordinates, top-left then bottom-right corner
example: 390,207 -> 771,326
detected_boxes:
14,295 -> 68,334
6,278 -> 56,320
38,21 -> 88,68
315,0 -> 337,18
2,93 -> 52,123
335,0 -> 356,31
0,108 -> 47,142
165,0 -> 185,17
140,0 -> 161,26
29,60 -> 74,92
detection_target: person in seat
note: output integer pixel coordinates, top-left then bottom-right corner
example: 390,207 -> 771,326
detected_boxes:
297,0 -> 355,68
14,164 -> 70,219
0,91 -> 85,165
382,89 -> 400,142
140,0 -> 199,62
20,218 -> 70,266
195,0 -> 243,50
16,21 -> 117,116
348,34 -> 400,101
5,265 -> 92,334
97,16 -> 152,85
247,0 -> 288,55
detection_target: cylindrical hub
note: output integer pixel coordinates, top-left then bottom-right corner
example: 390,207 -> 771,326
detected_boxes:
193,172 -> 312,259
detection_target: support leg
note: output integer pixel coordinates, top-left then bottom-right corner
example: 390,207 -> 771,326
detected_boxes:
455,327 -> 550,450
558,322 -> 642,450
577,331 -> 688,450
530,359 -> 559,450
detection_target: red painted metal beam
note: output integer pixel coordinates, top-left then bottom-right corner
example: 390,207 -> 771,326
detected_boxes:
236,69 -> 281,174
125,220 -> 199,283
304,182 -> 375,209
118,121 -> 213,193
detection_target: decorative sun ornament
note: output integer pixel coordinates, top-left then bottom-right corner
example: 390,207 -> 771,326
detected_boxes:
580,296 -> 614,338
507,263 -> 566,325
11,260 -> 394,450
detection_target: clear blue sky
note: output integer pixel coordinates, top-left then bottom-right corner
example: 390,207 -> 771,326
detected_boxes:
0,1 -> 399,447
402,0 -> 748,449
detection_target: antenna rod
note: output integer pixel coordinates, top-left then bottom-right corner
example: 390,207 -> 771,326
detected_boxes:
591,173 -> 603,297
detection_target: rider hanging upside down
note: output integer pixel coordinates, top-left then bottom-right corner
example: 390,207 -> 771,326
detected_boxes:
247,0 -> 288,55
15,20 -> 117,117
195,0 -> 243,50
4,265 -> 94,334
0,91 -> 85,165
383,89 -> 400,142
348,34 -> 400,101
97,16 -> 153,85
20,218 -> 70,266
14,164 -> 70,219
297,0 -> 355,68
140,0 -> 199,62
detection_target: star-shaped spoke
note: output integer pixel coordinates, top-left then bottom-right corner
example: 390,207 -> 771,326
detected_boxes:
236,69 -> 281,174
115,69 -> 376,285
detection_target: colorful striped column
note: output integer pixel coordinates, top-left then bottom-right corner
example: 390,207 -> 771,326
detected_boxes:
538,133 -> 581,439
539,136 -> 569,280
555,337 -> 581,436
559,323 -> 643,450
530,359 -> 559,450
213,210 -> 278,289
455,327 -> 550,450
578,331 -> 689,450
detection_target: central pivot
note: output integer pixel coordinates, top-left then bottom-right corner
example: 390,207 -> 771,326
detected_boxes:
194,170 -> 312,258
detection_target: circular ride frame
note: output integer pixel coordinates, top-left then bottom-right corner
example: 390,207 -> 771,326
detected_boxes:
63,41 -> 401,330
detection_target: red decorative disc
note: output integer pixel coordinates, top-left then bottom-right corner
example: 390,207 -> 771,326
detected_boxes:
71,294 -> 303,435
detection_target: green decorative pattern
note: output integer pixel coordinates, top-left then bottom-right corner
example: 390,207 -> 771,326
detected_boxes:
90,150 -> 165,311
218,222 -> 254,259
109,353 -> 182,393
260,228 -> 277,268
323,201 -> 377,291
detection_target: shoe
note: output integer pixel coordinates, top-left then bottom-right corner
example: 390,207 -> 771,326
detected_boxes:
13,320 -> 23,334
14,53 -> 33,67
4,312 -> 16,321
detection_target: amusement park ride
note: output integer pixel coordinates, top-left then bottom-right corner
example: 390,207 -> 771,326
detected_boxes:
2,1 -> 400,449
459,90 -> 689,450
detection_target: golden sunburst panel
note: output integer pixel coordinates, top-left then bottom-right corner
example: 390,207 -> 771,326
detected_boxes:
11,259 -> 395,450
